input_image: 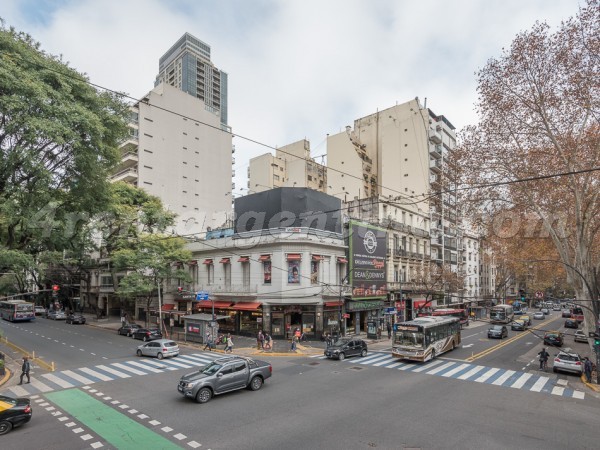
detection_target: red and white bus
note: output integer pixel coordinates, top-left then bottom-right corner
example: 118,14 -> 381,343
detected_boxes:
0,300 -> 35,322
418,308 -> 469,327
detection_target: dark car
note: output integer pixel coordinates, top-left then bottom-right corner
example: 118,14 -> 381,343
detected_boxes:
66,313 -> 86,325
118,323 -> 142,337
564,319 -> 578,329
0,395 -> 32,435
324,338 -> 368,360
132,327 -> 162,342
488,325 -> 508,339
544,332 -> 564,347
511,320 -> 527,331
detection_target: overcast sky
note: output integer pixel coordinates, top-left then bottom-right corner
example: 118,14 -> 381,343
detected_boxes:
3,0 -> 582,194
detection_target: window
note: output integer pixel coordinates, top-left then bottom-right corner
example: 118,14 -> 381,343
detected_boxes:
274,174 -> 280,181
263,260 -> 272,284
207,264 -> 214,285
288,260 -> 300,284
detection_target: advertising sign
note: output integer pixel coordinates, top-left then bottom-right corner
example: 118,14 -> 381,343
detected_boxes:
348,220 -> 388,300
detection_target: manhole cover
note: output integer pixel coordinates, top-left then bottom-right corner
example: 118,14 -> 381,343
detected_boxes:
348,366 -> 364,371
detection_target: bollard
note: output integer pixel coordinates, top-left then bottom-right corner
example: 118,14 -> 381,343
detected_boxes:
52,362 -> 55,372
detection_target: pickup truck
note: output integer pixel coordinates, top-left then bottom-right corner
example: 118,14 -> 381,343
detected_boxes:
177,356 -> 272,403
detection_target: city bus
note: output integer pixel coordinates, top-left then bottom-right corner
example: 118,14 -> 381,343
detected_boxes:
392,316 -> 461,362
571,306 -> 584,323
490,304 -> 514,324
0,300 -> 36,322
418,308 -> 469,327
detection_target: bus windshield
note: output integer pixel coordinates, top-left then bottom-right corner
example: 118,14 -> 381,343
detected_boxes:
16,304 -> 34,312
396,330 -> 424,348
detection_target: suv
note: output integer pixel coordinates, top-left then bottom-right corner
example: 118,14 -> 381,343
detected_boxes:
553,349 -> 583,375
488,325 -> 508,339
118,323 -> 141,337
544,331 -> 564,347
132,328 -> 162,342
324,338 -> 368,360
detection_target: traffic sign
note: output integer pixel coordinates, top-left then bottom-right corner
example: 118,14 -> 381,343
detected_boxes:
196,291 -> 209,301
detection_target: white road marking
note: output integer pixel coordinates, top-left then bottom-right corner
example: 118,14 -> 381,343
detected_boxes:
492,370 -> 516,386
62,370 -> 94,385
530,376 -> 549,392
79,367 -> 113,382
458,365 -> 485,380
96,365 -> 131,379
510,373 -> 532,389
474,367 -> 500,383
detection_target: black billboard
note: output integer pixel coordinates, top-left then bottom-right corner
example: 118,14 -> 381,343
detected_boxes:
348,220 -> 387,300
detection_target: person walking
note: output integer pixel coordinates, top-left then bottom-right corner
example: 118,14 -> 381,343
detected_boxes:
290,335 -> 298,352
538,347 -> 549,371
203,333 -> 214,352
386,322 -> 392,339
18,356 -> 31,385
258,330 -> 265,350
225,334 -> 234,353
264,333 -> 272,350
584,357 -> 593,382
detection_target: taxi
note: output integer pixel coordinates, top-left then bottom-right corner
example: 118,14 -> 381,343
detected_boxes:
0,395 -> 32,435
520,315 -> 531,327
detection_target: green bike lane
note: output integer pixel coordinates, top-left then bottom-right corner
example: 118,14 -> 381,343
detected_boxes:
46,389 -> 182,450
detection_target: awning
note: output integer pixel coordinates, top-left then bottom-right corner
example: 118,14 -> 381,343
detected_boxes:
196,301 -> 233,309
413,300 -> 430,309
203,259 -> 213,265
324,301 -> 343,307
238,256 -> 250,263
259,255 -> 271,261
219,258 -> 230,264
188,260 -> 198,266
286,253 -> 302,261
231,302 -> 262,311
337,257 -> 348,264
312,255 -> 324,261
161,304 -> 175,311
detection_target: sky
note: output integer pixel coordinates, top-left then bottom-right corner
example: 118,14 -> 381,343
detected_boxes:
2,0 -> 583,195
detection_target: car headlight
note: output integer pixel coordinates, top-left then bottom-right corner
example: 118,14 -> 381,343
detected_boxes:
332,349 -> 340,354
185,382 -> 197,389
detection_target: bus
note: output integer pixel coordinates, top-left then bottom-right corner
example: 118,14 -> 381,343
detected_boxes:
392,316 -> 461,362
571,306 -> 584,323
490,304 -> 514,324
0,300 -> 36,322
418,308 -> 469,327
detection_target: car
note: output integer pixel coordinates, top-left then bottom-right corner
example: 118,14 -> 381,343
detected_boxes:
137,339 -> 179,359
488,325 -> 508,339
514,310 -> 523,316
544,331 -> 564,347
564,319 -> 578,329
324,338 -> 368,360
520,315 -> 531,326
66,313 -> 86,324
117,323 -> 142,337
533,312 -> 545,320
178,356 -> 272,403
511,320 -> 527,331
574,330 -> 587,343
541,308 -> 550,315
34,306 -> 46,316
46,310 -> 66,320
552,305 -> 561,311
0,395 -> 32,435
561,309 -> 572,318
132,327 -> 162,342
553,349 -> 583,375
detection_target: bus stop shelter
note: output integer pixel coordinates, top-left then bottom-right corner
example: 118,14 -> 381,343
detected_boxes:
181,313 -> 229,344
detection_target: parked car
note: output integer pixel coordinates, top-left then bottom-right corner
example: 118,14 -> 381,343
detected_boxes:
511,320 -> 527,331
178,356 -> 272,403
561,309 -> 572,318
137,339 -> 179,359
541,308 -> 550,315
564,319 -> 578,329
131,328 -> 162,341
0,395 -> 32,435
520,315 -> 531,326
533,312 -> 545,320
544,331 -> 564,347
34,306 -> 46,316
488,325 -> 508,339
574,330 -> 588,343
324,338 -> 368,360
46,310 -> 66,320
118,324 -> 142,337
553,349 -> 583,375
66,313 -> 86,325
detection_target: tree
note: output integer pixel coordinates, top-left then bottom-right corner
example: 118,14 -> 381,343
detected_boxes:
455,1 -> 600,329
412,263 -> 466,312
0,24 -> 129,262
112,234 -> 191,328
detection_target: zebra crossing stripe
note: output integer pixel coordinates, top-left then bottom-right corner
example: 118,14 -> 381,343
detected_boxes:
573,390 -> 585,399
474,367 -> 500,383
409,359 -> 443,373
358,354 -> 390,364
28,378 -> 54,392
491,370 -> 516,386
457,365 -> 485,380
385,362 -> 406,369
372,356 -> 396,366
510,373 -> 532,389
441,363 -> 471,378
181,354 -> 214,364
426,362 -> 455,375
79,367 -> 113,382
96,364 -> 131,379
551,386 -> 565,396
42,373 -> 75,389
529,376 -> 549,392
111,363 -> 147,376
158,359 -> 193,369
139,359 -> 178,370
126,360 -> 163,373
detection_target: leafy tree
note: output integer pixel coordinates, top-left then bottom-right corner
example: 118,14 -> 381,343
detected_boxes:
412,263 -> 465,313
455,1 -> 600,328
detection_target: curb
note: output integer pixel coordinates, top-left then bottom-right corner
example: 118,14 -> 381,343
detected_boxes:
580,374 -> 600,393
0,368 -> 10,388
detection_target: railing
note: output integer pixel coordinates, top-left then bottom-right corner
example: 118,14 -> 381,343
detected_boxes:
196,284 -> 258,294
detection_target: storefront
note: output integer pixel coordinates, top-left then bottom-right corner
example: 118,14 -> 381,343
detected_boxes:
322,301 -> 343,336
193,301 -> 263,337
345,299 -> 385,334
268,305 -> 317,340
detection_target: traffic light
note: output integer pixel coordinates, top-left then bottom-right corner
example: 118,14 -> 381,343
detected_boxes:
52,285 -> 60,292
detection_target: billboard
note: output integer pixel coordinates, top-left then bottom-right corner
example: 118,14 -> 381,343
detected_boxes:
348,220 -> 387,300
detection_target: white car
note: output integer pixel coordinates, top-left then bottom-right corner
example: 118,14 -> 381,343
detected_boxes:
136,339 -> 179,359
553,349 -> 583,375
47,310 -> 66,320
574,330 -> 588,343
533,312 -> 545,320
34,306 -> 46,316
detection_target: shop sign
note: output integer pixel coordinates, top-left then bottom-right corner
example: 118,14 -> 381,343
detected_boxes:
328,319 -> 338,325
346,300 -> 384,312
187,323 -> 200,334
348,220 -> 388,300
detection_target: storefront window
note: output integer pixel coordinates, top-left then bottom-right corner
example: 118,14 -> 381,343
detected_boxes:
271,313 -> 284,337
240,310 -> 262,335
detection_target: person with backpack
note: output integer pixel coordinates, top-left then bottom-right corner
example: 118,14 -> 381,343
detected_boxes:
18,356 -> 31,385
538,347 -> 549,370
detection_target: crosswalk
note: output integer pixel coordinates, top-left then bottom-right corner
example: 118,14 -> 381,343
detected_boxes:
312,352 -> 586,400
2,353 -> 222,397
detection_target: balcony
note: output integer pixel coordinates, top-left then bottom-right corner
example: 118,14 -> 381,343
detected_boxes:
429,130 -> 442,145
119,151 -> 138,168
111,167 -> 138,183
197,284 -> 258,296
429,159 -> 442,172
430,236 -> 443,246
429,144 -> 442,158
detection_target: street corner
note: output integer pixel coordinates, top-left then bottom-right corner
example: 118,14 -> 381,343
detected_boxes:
580,374 -> 600,394
0,368 -> 11,389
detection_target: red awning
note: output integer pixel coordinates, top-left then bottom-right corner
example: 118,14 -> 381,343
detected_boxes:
219,258 -> 231,264
238,256 -> 250,263
337,257 -> 348,264
312,255 -> 323,261
259,255 -> 271,261
231,302 -> 262,311
413,300 -> 429,308
286,253 -> 302,261
324,301 -> 343,307
188,260 -> 198,266
196,301 -> 233,309
203,259 -> 213,265
161,304 -> 175,311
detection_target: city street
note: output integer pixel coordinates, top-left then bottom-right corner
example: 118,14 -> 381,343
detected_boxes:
1,314 -> 598,449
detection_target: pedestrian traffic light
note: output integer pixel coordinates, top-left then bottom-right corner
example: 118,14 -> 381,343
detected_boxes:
52,284 -> 60,291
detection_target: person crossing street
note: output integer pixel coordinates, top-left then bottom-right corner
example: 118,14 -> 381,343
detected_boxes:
18,356 -> 31,385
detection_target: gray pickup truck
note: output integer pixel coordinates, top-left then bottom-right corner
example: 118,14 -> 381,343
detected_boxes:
177,356 -> 272,403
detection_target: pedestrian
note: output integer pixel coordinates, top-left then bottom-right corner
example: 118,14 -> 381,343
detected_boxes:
264,333 -> 272,350
386,322 -> 392,339
225,334 -> 234,353
18,356 -> 31,385
584,357 -> 593,382
325,333 -> 332,347
258,330 -> 264,350
290,335 -> 298,352
538,347 -> 549,370
203,333 -> 213,352
376,326 -> 382,340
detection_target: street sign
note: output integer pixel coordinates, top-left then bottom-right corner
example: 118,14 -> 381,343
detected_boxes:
196,291 -> 209,301
343,313 -> 350,318
384,307 -> 395,314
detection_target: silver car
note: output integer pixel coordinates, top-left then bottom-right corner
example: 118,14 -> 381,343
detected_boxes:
136,339 -> 179,359
574,330 -> 588,343
552,349 -> 583,375
47,310 -> 66,320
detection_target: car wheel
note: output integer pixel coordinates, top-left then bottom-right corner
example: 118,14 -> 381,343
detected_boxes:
249,376 -> 263,391
196,387 -> 212,404
361,349 -> 367,357
157,353 -> 164,360
0,420 -> 13,435
338,353 -> 345,361
136,349 -> 142,357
